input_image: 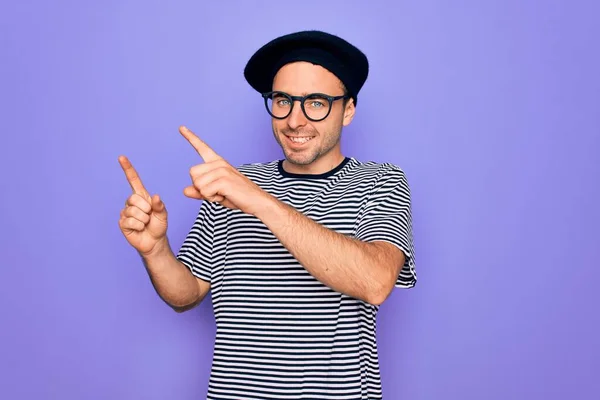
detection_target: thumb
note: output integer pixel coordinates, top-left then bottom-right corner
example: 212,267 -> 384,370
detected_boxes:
151,194 -> 166,214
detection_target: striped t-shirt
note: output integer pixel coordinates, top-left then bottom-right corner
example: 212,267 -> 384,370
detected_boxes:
177,156 -> 417,400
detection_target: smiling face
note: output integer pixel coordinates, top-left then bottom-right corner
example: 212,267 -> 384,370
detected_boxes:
270,61 -> 356,175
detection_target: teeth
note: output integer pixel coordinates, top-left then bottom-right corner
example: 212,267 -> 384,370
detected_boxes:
289,136 -> 313,143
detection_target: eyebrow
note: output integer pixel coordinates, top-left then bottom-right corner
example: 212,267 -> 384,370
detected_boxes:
274,91 -> 326,97
272,88 -> 318,95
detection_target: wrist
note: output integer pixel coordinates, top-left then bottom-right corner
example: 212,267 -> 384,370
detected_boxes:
252,192 -> 284,221
140,236 -> 172,262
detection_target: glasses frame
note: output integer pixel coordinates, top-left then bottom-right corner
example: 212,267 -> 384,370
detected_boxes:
261,91 -> 349,122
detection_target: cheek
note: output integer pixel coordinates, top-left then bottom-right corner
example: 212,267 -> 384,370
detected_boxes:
272,119 -> 286,133
311,121 -> 333,136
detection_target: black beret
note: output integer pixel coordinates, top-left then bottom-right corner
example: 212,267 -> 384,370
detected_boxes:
244,30 -> 369,106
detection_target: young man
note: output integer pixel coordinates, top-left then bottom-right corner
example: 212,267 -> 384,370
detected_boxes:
119,30 -> 417,400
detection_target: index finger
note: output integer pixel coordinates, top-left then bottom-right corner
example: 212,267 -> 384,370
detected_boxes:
118,155 -> 150,197
179,125 -> 221,162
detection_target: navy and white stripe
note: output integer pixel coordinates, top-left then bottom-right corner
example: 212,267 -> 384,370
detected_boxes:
177,157 -> 417,400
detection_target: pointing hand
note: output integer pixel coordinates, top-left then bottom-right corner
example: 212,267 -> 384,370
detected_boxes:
118,155 -> 168,256
179,125 -> 271,216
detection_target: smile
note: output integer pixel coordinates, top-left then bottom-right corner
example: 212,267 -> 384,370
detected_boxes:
286,136 -> 314,144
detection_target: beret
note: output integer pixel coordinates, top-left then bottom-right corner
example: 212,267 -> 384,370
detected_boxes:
243,30 -> 369,106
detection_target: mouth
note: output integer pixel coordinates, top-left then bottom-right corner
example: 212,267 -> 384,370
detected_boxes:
285,135 -> 315,146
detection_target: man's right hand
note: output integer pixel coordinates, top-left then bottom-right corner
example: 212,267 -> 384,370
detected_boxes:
118,155 -> 168,257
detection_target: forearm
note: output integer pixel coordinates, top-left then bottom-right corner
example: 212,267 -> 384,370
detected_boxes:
140,237 -> 207,311
255,195 -> 402,305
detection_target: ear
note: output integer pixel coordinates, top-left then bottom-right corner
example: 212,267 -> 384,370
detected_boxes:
342,98 -> 356,126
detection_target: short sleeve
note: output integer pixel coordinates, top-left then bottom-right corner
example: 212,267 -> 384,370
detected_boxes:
176,200 -> 216,283
354,166 -> 417,288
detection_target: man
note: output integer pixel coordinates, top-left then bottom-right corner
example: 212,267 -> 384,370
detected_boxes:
118,30 -> 417,400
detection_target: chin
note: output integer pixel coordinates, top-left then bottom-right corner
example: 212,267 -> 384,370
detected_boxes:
281,147 -> 315,164
285,154 -> 316,166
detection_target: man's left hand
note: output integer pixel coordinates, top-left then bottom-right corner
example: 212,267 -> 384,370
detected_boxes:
179,125 -> 272,216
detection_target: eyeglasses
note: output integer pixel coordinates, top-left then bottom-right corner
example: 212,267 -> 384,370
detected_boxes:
261,91 -> 349,122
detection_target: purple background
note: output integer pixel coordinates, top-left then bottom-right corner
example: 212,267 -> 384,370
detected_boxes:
1,1 -> 599,399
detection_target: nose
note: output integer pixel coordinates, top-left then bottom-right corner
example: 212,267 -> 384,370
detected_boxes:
286,101 -> 308,130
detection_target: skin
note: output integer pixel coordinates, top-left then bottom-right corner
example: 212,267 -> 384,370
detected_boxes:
270,61 -> 354,175
118,155 -> 209,312
118,61 -> 405,310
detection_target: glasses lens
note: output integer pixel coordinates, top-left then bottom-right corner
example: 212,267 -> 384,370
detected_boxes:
266,92 -> 292,118
303,95 -> 331,121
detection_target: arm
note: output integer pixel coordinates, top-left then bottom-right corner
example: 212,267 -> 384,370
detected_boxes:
255,200 -> 404,306
174,127 -> 415,306
117,154 -> 210,313
141,236 -> 211,312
